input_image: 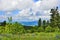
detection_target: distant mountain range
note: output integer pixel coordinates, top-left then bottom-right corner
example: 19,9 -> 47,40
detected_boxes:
20,21 -> 38,26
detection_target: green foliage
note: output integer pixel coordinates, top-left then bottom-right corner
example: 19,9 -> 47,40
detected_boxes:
10,22 -> 25,34
46,20 -> 50,26
27,26 -> 38,33
43,20 -> 47,29
38,27 -> 44,32
50,7 -> 60,28
3,22 -> 25,34
32,26 -> 38,32
26,30 -> 32,33
45,26 -> 52,32
53,27 -> 60,32
0,32 -> 60,40
0,26 -> 5,34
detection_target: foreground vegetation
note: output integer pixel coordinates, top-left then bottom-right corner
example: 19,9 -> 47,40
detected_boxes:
0,32 -> 60,40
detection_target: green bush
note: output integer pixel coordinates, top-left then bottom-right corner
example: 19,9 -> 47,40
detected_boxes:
38,27 -> 44,32
0,26 -> 5,34
4,22 -> 25,34
45,26 -> 52,32
53,27 -> 59,32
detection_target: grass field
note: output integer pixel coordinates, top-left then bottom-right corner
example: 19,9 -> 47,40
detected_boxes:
0,32 -> 60,40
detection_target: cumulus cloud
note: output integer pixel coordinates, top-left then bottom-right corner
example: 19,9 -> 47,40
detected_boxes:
12,8 -> 51,22
0,0 -> 18,11
40,0 -> 59,10
0,0 -> 59,11
0,0 -> 60,22
13,15 -> 50,22
32,0 -> 59,13
0,0 -> 34,11
0,15 -> 7,21
16,8 -> 32,16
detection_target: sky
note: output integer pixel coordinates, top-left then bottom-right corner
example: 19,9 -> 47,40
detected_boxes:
0,0 -> 60,26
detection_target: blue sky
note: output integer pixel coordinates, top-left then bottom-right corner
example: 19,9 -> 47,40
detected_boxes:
0,0 -> 60,26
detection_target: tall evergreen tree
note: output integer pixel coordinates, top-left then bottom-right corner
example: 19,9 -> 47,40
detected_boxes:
50,7 -> 60,28
56,7 -> 60,28
38,18 -> 41,27
3,21 -> 6,26
43,20 -> 46,29
46,20 -> 50,26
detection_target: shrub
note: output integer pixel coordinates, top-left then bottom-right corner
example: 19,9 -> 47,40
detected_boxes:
38,27 -> 44,32
4,22 -> 25,34
0,26 -> 4,34
45,26 -> 52,32
54,27 -> 59,32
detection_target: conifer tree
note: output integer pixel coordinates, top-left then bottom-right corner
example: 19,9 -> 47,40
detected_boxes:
38,18 -> 41,27
46,20 -> 50,26
43,20 -> 46,29
50,7 -> 60,28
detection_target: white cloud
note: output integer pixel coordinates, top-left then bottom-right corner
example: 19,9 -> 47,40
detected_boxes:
0,0 -> 60,22
0,0 -> 34,11
0,0 -> 18,11
0,0 -> 59,11
0,15 -> 7,20
32,0 -> 59,12
40,0 -> 59,10
16,0 -> 34,10
12,8 -> 51,22
12,15 -> 50,22
17,8 -> 32,16
44,10 -> 52,15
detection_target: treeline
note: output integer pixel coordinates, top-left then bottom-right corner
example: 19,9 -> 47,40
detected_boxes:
0,7 -> 60,34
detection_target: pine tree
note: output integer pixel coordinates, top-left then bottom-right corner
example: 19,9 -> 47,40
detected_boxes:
50,8 -> 56,27
43,20 -> 47,29
38,18 -> 41,27
50,7 -> 60,28
3,21 -> 6,26
56,7 -> 60,28
58,16 -> 60,28
46,20 -> 50,26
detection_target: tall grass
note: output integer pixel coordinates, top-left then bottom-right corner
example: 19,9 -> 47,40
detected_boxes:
0,32 -> 60,40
